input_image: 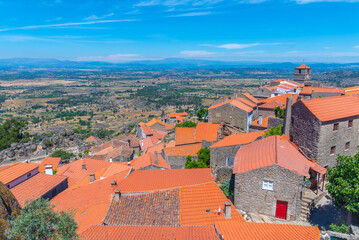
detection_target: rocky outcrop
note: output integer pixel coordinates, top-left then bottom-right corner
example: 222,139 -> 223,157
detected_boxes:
42,129 -> 82,150
0,142 -> 38,164
0,182 -> 21,240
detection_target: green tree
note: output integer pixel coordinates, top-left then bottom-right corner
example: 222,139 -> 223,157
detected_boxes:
196,108 -> 208,120
176,121 -> 197,128
50,150 -> 75,160
6,198 -> 78,240
185,155 -> 208,169
326,152 -> 359,225
263,124 -> 283,137
274,106 -> 284,119
197,147 -> 210,166
0,118 -> 30,151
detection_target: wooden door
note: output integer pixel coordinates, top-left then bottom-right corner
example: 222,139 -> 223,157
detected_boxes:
275,200 -> 288,219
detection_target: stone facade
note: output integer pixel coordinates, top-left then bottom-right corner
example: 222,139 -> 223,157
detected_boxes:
290,101 -> 359,167
267,117 -> 284,130
149,122 -> 165,131
300,91 -> 342,99
258,107 -> 275,118
253,88 -> 272,100
234,165 -> 304,221
165,155 -> 198,169
208,104 -> 253,132
210,145 -> 240,182
294,66 -> 311,84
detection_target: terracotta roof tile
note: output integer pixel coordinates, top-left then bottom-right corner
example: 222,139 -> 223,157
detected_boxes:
76,202 -> 111,234
250,116 -> 276,128
242,92 -> 259,104
296,64 -> 311,69
209,99 -> 253,113
301,86 -> 344,95
116,169 -> 214,193
147,118 -> 165,127
39,157 -> 62,172
175,127 -> 196,145
260,94 -> 298,105
103,188 -> 180,226
180,182 -> 244,225
195,123 -> 220,143
85,136 -> 101,143
258,99 -> 285,110
168,112 -> 188,118
345,86 -> 359,95
0,162 -> 39,185
129,151 -> 170,170
164,143 -> 202,157
165,123 -> 175,130
211,131 -> 265,148
236,97 -> 257,108
215,220 -> 320,240
11,172 -> 67,207
233,135 -> 326,176
301,95 -> 359,122
80,225 -> 218,240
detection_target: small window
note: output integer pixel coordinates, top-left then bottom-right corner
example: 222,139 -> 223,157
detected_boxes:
299,69 -> 302,74
262,180 -> 274,191
348,120 -> 353,128
345,142 -> 350,151
330,146 -> 336,155
333,123 -> 339,131
226,157 -> 235,167
229,115 -> 232,119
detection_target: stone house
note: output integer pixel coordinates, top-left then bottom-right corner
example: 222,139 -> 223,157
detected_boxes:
165,112 -> 188,124
294,64 -> 311,84
233,135 -> 326,221
210,131 -> 265,183
249,115 -> 283,132
289,95 -> 359,167
208,100 -> 255,132
146,118 -> 166,131
299,86 -> 344,99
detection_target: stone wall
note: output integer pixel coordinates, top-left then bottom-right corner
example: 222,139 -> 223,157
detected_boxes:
290,101 -> 321,161
234,165 -> 304,221
149,123 -> 165,131
258,108 -> 275,118
253,88 -> 271,99
208,104 -> 250,131
42,178 -> 68,201
268,117 -> 284,129
166,155 -> 198,169
210,145 -> 240,182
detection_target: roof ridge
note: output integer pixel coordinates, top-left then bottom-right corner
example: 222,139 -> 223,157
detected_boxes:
274,135 -> 278,164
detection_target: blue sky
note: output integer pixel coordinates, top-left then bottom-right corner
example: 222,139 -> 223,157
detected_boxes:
0,0 -> 358,63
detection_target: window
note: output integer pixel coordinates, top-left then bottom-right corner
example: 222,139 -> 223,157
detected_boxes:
345,142 -> 350,151
330,146 -> 336,155
333,123 -> 339,131
229,115 -> 232,118
348,120 -> 353,128
262,180 -> 274,191
226,157 -> 235,167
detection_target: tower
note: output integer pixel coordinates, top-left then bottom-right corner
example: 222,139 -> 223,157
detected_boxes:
293,63 -> 311,84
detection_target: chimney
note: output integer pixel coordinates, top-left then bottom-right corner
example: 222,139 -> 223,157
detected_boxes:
82,164 -> 86,170
154,151 -> 158,165
283,96 -> 294,136
114,189 -> 121,201
258,115 -> 263,126
127,161 -> 131,166
89,173 -> 95,183
111,180 -> 117,186
224,201 -> 232,219
233,90 -> 239,99
109,157 -> 113,162
45,164 -> 53,176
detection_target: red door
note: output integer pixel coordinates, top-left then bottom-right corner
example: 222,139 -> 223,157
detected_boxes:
275,201 -> 288,219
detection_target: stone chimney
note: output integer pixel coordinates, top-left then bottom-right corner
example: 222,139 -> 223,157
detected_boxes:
45,164 -> 53,176
258,115 -> 263,126
283,96 -> 294,136
233,90 -> 239,99
114,189 -> 121,201
89,173 -> 95,183
111,180 -> 117,186
82,164 -> 86,170
154,151 -> 158,165
224,201 -> 231,219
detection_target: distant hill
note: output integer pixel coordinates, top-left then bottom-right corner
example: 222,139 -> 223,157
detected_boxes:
0,57 -> 358,71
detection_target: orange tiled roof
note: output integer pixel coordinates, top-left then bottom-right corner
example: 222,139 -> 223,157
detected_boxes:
195,123 -> 220,143
80,225 -> 218,240
85,136 -> 101,142
242,93 -> 259,104
260,94 -> 298,105
11,172 -> 67,207
51,169 -> 131,233
180,182 -> 244,225
215,220 -> 320,240
296,64 -> 311,69
250,116 -> 276,128
140,136 -> 160,151
0,162 -> 39,185
209,99 -> 253,113
236,97 -> 257,108
147,118 -> 165,127
165,123 -> 175,130
233,135 -> 326,176
301,95 -> 359,122
301,86 -> 344,95
56,158 -> 111,187
129,151 -> 170,170
116,168 -> 214,193
39,157 -> 61,172
164,143 -> 202,157
210,131 -> 265,148
258,99 -> 285,110
175,127 -> 196,145
168,112 -> 188,118
345,86 -> 359,95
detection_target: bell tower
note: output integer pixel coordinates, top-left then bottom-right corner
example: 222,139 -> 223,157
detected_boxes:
294,63 -> 311,84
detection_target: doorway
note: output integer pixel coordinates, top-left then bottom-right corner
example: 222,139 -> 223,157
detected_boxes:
275,200 -> 288,220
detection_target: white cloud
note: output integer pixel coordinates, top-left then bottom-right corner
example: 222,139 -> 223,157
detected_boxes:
169,11 -> 212,17
217,43 -> 260,49
76,53 -> 142,62
354,45 -> 359,49
84,13 -> 114,21
180,50 -> 215,57
0,19 -> 138,32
